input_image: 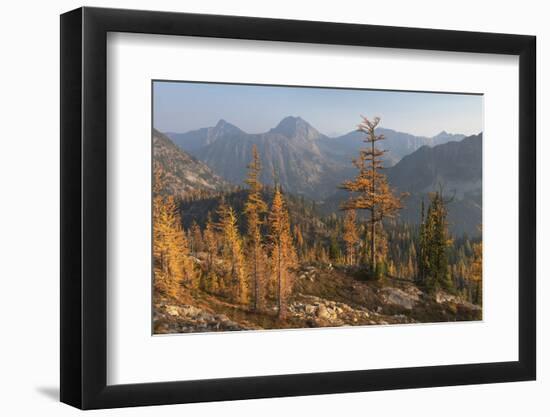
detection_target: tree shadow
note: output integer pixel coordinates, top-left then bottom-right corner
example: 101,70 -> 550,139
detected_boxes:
36,386 -> 59,401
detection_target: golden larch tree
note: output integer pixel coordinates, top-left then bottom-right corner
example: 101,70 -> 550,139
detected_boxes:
243,145 -> 269,311
342,210 -> 359,265
152,164 -> 196,295
340,116 -> 406,276
293,224 -> 305,258
217,201 -> 248,305
203,213 -> 218,269
171,220 -> 197,289
269,186 -> 297,319
189,221 -> 203,255
153,168 -> 170,286
202,212 -> 219,293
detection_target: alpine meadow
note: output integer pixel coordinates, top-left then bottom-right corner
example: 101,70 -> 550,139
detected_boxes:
152,81 -> 483,334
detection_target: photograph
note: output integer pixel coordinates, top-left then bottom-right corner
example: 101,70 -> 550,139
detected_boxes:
1,0 -> 542,413
152,81 -> 483,334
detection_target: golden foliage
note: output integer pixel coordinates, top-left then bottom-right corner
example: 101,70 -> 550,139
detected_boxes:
340,116 -> 406,274
216,201 -> 248,305
243,145 -> 269,311
342,210 -> 359,265
153,165 -> 196,295
269,186 -> 297,319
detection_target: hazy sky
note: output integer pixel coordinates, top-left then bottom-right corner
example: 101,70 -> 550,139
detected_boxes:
153,81 -> 483,138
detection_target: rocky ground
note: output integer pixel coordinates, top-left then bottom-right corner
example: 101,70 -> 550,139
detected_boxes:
153,264 -> 482,334
153,303 -> 262,333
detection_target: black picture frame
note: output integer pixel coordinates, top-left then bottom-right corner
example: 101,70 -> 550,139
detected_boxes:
60,6 -> 536,410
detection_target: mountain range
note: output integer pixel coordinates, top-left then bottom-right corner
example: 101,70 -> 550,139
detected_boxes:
169,117 -> 343,198
158,117 -> 481,235
317,127 -> 465,167
167,117 -> 465,172
166,117 -> 466,198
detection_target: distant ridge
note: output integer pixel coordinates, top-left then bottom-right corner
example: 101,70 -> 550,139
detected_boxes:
167,117 -> 466,170
153,129 -> 230,198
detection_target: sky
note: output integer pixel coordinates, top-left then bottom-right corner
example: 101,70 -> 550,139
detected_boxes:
153,81 -> 483,138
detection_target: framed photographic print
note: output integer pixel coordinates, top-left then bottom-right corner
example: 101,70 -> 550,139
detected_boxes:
60,6 -> 536,409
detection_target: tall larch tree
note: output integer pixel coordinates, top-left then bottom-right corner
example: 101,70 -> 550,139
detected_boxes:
153,165 -> 195,295
202,212 -> 219,293
340,116 -> 406,276
203,213 -> 217,269
269,186 -> 297,319
171,219 -> 197,289
293,225 -> 305,258
243,145 -> 269,311
153,166 -> 170,289
217,201 -> 248,305
189,221 -> 203,255
342,209 -> 359,265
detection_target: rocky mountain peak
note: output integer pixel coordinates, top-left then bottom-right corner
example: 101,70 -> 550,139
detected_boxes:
211,119 -> 242,136
270,116 -> 322,140
431,130 -> 466,146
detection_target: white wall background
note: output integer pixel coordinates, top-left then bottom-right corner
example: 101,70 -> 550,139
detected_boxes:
0,0 -> 545,415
